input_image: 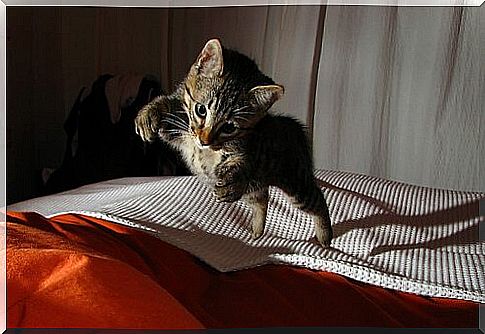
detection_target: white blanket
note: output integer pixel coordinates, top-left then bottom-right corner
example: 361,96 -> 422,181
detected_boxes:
8,170 -> 484,303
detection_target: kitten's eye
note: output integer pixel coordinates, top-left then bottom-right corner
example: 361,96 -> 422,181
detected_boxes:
221,122 -> 236,134
195,103 -> 207,118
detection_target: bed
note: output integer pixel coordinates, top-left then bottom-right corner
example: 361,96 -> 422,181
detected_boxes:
5,169 -> 483,329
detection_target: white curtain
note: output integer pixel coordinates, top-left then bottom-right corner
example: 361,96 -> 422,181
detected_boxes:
313,7 -> 482,192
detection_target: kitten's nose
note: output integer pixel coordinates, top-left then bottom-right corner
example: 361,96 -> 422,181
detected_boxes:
199,137 -> 211,146
196,129 -> 212,146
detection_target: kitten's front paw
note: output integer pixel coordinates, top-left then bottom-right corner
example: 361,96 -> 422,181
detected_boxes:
135,109 -> 161,142
213,164 -> 247,202
135,97 -> 168,142
214,164 -> 238,183
213,181 -> 246,203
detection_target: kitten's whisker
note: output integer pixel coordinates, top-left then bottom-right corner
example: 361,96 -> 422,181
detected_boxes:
234,113 -> 252,118
163,112 -> 187,121
166,112 -> 187,120
233,115 -> 251,122
164,130 -> 192,140
162,118 -> 188,126
164,129 -> 185,134
161,118 -> 189,130
162,111 -> 188,123
165,130 -> 189,137
162,124 -> 188,132
169,117 -> 190,130
234,110 -> 253,115
231,106 -> 250,114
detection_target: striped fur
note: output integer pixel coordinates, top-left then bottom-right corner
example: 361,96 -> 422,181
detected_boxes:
135,39 -> 333,246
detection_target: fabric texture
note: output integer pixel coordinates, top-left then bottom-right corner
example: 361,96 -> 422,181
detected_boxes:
104,74 -> 145,124
8,169 -> 484,303
5,212 -> 478,328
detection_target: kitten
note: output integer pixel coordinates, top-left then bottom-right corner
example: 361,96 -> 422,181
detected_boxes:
135,39 -> 333,247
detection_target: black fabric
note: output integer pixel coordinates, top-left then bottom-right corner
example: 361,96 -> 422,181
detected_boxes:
44,74 -> 190,195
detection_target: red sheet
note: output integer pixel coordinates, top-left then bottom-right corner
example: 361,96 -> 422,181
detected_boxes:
6,211 -> 478,329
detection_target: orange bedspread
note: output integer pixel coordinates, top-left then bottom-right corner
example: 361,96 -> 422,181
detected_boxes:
6,211 -> 478,329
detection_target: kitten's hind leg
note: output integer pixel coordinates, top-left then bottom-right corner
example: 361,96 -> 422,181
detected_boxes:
243,187 -> 269,240
291,183 -> 333,247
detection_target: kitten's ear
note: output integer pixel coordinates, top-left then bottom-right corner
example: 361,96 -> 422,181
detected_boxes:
193,39 -> 224,78
248,84 -> 285,110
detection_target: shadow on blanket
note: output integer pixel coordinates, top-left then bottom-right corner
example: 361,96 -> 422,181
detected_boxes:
331,199 -> 480,255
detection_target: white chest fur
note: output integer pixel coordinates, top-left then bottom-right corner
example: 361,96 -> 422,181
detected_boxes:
177,138 -> 223,183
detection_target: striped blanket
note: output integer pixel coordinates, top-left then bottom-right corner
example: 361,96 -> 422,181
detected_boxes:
8,170 -> 484,303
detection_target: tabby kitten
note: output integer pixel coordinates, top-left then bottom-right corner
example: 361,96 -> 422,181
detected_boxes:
135,39 -> 333,246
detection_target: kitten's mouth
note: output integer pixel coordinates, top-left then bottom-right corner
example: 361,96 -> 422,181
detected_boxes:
194,137 -> 222,151
194,138 -> 210,150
